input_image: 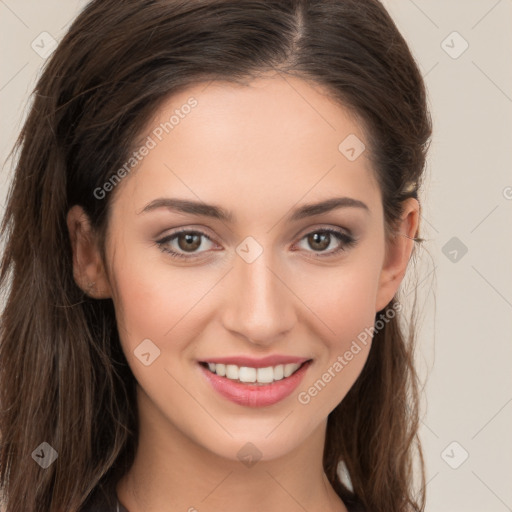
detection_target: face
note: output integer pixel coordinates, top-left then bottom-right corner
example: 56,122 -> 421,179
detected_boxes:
69,73 -> 417,463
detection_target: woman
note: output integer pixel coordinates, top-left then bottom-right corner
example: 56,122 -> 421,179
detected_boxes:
0,1 -> 432,511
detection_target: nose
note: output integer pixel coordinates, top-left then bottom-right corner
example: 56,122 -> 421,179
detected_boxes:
220,249 -> 296,347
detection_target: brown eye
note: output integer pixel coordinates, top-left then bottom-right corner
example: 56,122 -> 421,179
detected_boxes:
296,228 -> 357,257
307,232 -> 331,251
156,230 -> 216,259
177,233 -> 202,252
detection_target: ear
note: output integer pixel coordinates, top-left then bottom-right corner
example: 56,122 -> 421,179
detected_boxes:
375,198 -> 420,312
66,205 -> 112,299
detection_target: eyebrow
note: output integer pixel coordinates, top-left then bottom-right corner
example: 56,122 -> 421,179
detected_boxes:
138,196 -> 370,222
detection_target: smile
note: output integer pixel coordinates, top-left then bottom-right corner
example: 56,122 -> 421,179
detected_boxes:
201,361 -> 303,385
198,359 -> 313,407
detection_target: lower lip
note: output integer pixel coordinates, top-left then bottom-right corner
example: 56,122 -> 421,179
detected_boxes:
198,361 -> 312,407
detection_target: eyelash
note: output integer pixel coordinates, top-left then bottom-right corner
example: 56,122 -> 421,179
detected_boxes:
156,227 -> 357,261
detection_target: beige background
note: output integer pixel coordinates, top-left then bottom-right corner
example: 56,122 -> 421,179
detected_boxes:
1,1 -> 511,511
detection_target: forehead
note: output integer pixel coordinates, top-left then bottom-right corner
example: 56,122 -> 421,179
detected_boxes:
112,74 -> 381,220
147,73 -> 367,161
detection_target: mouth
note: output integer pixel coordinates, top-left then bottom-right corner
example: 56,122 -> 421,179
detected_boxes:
198,358 -> 313,407
198,360 -> 312,386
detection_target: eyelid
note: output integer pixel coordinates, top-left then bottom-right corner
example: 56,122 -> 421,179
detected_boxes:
292,223 -> 354,241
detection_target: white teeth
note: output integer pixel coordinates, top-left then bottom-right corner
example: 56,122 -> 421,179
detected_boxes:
284,363 -> 298,378
273,364 -> 284,380
225,364 -> 239,380
256,367 -> 274,383
239,367 -> 256,383
204,362 -> 303,383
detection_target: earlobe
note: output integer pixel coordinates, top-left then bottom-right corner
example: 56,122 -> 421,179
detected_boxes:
375,198 -> 419,312
66,205 -> 112,299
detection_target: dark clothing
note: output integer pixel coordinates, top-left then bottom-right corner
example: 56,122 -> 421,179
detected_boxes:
81,484 -> 366,511
79,485 -> 129,512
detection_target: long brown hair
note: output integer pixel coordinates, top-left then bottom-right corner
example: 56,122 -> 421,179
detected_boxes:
0,1 -> 432,511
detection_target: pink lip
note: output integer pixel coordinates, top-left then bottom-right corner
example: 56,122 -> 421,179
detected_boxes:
198,360 -> 312,408
198,355 -> 310,368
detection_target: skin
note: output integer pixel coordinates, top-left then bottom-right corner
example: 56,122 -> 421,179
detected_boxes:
67,72 -> 419,512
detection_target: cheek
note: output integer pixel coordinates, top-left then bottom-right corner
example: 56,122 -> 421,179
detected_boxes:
301,259 -> 381,345
330,272 -> 379,345
109,249 -> 219,367
294,261 -> 381,408
111,268 -> 173,341
108,257 -> 211,415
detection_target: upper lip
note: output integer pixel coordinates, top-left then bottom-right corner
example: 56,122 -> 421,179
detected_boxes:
199,355 -> 312,368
